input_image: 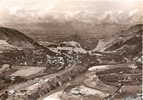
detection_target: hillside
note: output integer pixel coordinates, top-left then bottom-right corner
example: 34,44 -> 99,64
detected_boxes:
0,27 -> 43,49
0,27 -> 60,65
100,24 -> 142,61
0,27 -> 58,56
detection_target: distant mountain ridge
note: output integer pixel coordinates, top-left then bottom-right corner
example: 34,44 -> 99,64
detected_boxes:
1,9 -> 142,43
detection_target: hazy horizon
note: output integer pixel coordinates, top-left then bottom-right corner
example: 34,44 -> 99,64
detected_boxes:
0,0 -> 143,25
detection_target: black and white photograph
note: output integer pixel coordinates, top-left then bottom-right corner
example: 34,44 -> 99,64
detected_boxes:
0,0 -> 142,100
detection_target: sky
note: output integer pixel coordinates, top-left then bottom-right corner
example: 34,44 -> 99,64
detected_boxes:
0,0 -> 143,24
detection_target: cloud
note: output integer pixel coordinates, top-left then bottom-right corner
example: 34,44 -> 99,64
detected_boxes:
0,0 -> 142,25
